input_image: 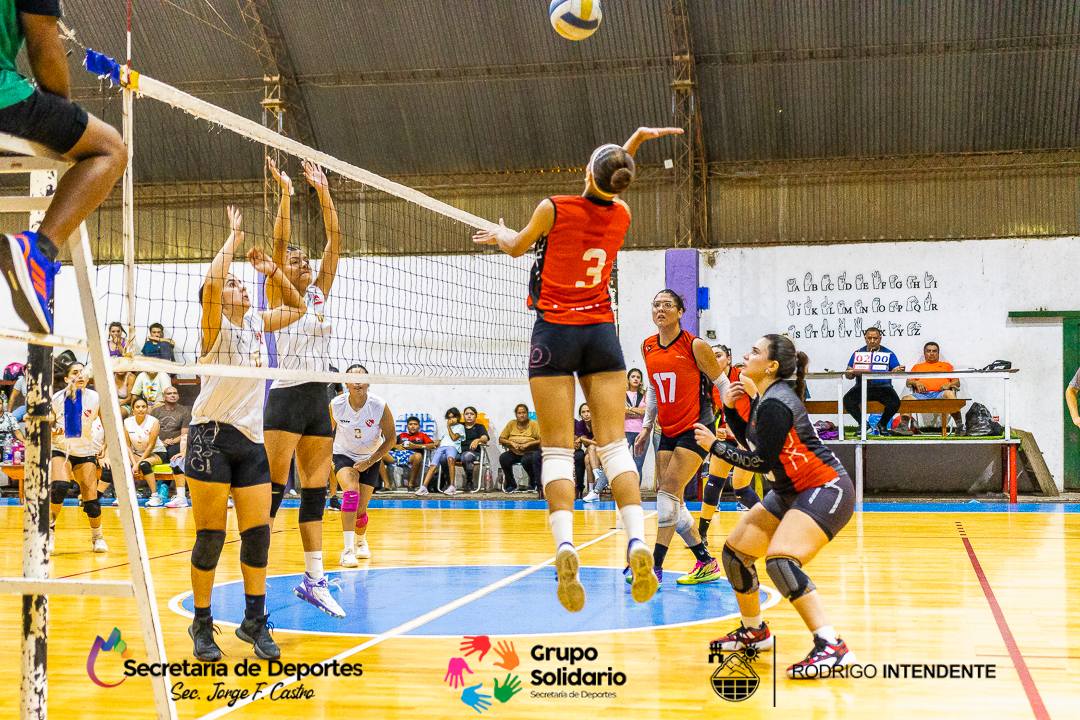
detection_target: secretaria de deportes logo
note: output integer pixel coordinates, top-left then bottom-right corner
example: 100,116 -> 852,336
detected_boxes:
87,628 -> 133,688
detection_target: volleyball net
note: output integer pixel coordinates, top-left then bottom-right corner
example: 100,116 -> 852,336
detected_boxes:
78,50 -> 532,387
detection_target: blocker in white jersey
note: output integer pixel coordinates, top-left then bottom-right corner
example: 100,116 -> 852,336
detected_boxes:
191,309 -> 268,444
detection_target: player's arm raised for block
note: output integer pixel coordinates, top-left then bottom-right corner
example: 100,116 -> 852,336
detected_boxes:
266,158 -> 292,309
306,161 -> 341,297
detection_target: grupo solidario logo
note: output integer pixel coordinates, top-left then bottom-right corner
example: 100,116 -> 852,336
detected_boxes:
709,644 -> 761,702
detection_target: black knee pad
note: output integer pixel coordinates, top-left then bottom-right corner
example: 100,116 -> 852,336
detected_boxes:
734,484 -> 761,509
82,499 -> 101,519
50,481 -> 72,505
721,543 -> 759,594
298,486 -> 327,523
703,474 -> 725,506
138,460 -> 154,476
239,525 -> 271,569
766,555 -> 816,601
99,467 -> 113,485
191,529 -> 227,571
269,484 -> 285,518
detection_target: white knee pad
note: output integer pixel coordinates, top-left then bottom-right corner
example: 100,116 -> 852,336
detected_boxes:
598,440 -> 638,481
675,502 -> 694,534
657,490 -> 680,528
540,447 -> 575,488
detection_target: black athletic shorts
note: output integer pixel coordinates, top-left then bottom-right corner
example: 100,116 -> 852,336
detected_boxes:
760,472 -> 855,541
658,428 -> 709,459
51,449 -> 98,468
528,317 -> 625,379
184,422 -> 269,488
264,382 -> 334,437
333,454 -> 380,488
0,90 -> 89,155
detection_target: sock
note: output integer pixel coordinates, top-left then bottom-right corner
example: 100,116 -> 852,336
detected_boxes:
592,467 -> 603,480
548,509 -> 574,550
91,527 -> 103,540
176,486 -> 186,499
698,516 -> 712,538
653,543 -> 669,569
304,551 -> 324,581
36,231 -> 58,261
688,542 -> 712,563
813,625 -> 838,644
194,605 -> 212,620
618,503 -> 645,544
343,530 -> 355,550
734,484 -> 760,508
244,593 -> 265,620
742,614 -> 763,629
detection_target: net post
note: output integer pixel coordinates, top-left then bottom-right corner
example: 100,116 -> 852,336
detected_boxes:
122,84 -> 136,338
68,223 -> 178,720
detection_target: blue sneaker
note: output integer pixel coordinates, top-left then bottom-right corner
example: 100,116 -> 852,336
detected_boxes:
0,231 -> 59,333
156,481 -> 169,505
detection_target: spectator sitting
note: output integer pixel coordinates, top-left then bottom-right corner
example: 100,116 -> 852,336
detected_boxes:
106,321 -> 130,357
7,371 -> 25,421
140,322 -> 175,361
499,403 -> 541,493
385,416 -> 435,490
419,407 -> 465,496
577,403 -> 608,502
901,341 -> 964,434
151,385 -> 192,508
458,406 -> 489,492
132,370 -> 172,406
843,326 -> 908,436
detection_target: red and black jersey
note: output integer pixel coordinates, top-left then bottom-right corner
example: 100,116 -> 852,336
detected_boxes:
528,195 -> 630,325
717,381 -> 846,493
642,330 -> 714,436
712,365 -> 750,427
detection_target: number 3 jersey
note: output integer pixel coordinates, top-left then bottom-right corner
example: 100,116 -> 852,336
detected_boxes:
642,330 -> 714,436
528,195 -> 630,325
330,392 -> 387,462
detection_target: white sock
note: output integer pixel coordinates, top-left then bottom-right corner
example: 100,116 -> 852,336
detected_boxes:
343,531 -> 355,550
742,614 -> 763,629
304,551 -> 324,580
592,467 -> 603,480
618,503 -> 646,545
176,486 -> 186,499
548,510 -> 574,550
813,625 -> 838,644
91,527 -> 103,540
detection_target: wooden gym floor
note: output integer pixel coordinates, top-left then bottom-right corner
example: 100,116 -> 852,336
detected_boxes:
0,499 -> 1076,719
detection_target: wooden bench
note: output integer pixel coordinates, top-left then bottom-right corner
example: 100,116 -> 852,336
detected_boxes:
805,398 -> 968,437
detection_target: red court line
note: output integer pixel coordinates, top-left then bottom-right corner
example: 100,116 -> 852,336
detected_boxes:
960,531 -> 1050,720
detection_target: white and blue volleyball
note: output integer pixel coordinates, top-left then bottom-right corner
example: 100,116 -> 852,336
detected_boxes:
549,0 -> 602,41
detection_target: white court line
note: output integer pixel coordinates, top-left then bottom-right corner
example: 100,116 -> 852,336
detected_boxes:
197,512 -> 655,720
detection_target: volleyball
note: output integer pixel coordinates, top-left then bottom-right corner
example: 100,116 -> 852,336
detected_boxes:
549,0 -> 602,41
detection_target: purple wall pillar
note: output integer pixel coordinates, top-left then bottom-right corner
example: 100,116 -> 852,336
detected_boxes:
664,248 -> 699,336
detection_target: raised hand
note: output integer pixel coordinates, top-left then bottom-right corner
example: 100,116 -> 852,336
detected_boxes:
444,657 -> 473,689
226,205 -> 244,237
460,635 -> 491,662
459,683 -> 491,714
493,640 -> 519,670
493,674 -> 522,703
635,126 -> 684,141
472,218 -> 510,246
302,160 -> 328,193
267,157 -> 292,195
246,247 -> 276,276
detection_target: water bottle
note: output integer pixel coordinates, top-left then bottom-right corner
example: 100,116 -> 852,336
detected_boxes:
1,434 -> 11,464
13,445 -> 23,464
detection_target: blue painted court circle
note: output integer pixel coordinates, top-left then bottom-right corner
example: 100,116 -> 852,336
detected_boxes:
175,565 -> 776,636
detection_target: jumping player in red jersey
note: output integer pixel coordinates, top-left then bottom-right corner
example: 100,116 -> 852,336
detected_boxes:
632,290 -> 725,586
698,344 -> 759,546
474,126 -> 683,612
693,334 -> 857,678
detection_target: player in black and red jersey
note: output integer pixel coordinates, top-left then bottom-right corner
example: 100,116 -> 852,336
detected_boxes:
632,290 -> 725,586
473,126 -> 683,612
693,334 -> 857,678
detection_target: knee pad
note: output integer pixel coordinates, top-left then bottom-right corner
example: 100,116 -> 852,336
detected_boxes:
722,543 -> 759,594
82,499 -> 101,519
239,525 -> 270,569
191,529 -> 227,571
50,480 -> 72,505
138,460 -> 154,476
341,490 -> 359,513
99,467 -> 113,485
298,486 -> 327,523
540,447 -> 574,488
675,502 -> 694,535
656,490 -> 679,528
703,474 -> 724,506
734,484 -> 761,509
270,484 -> 285,518
355,512 -> 368,531
597,440 -> 637,481
766,555 -> 816,601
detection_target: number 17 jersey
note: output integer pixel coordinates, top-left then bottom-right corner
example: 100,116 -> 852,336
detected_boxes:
642,330 -> 714,436
528,195 -> 630,325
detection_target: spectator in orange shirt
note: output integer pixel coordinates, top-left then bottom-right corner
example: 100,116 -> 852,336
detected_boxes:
901,341 -> 964,434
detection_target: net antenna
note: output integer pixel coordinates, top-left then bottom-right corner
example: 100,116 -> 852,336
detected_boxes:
0,134 -> 176,720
